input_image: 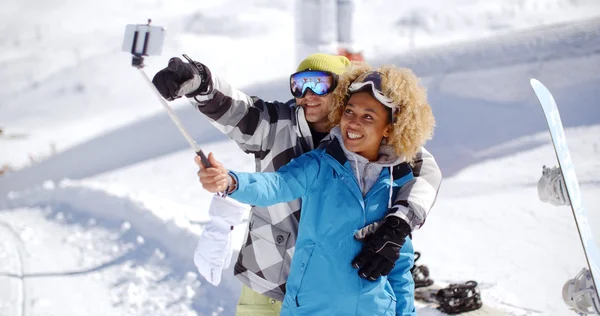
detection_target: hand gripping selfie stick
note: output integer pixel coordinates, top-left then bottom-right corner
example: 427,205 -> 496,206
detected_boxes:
123,19 -> 211,168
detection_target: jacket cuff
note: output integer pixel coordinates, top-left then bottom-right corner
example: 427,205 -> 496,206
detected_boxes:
186,62 -> 213,98
225,171 -> 240,195
386,205 -> 413,232
227,171 -> 241,194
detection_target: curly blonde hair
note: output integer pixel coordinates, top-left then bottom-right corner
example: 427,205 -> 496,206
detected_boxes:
327,63 -> 435,162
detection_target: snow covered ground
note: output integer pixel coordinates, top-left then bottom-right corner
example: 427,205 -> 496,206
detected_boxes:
1,0 -> 600,315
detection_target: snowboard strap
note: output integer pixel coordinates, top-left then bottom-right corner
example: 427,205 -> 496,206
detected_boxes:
435,281 -> 483,314
411,252 -> 434,288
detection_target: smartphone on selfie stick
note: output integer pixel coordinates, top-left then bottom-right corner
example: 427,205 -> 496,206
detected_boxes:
122,20 -> 212,169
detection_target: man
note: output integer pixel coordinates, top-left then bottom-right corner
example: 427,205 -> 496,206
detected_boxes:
152,53 -> 442,315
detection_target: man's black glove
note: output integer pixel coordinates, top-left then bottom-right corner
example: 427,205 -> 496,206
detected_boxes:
351,216 -> 411,281
152,57 -> 209,101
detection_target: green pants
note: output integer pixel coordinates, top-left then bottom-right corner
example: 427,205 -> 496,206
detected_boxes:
236,285 -> 282,316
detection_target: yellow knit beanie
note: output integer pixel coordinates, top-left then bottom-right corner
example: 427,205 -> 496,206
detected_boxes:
296,53 -> 351,75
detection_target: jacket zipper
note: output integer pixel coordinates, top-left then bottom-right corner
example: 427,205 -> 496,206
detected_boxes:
330,160 -> 363,207
361,162 -> 371,226
325,156 -> 368,226
364,168 -> 394,202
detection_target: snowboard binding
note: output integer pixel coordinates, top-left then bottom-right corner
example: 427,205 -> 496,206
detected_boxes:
435,281 -> 483,314
411,252 -> 434,288
563,268 -> 600,315
538,165 -> 570,206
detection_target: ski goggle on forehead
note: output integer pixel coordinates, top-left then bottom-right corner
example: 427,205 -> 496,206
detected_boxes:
290,70 -> 338,98
348,71 -> 397,113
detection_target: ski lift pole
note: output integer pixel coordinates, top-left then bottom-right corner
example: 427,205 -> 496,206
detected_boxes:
136,68 -> 211,168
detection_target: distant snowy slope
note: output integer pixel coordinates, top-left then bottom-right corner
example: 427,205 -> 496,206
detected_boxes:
0,0 -> 295,170
356,0 -> 600,58
0,106 -> 228,196
379,17 -> 600,77
2,0 -> 600,180
373,18 -> 600,175
3,17 -> 600,195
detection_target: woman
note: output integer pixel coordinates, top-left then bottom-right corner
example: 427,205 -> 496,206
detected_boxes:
197,63 -> 435,315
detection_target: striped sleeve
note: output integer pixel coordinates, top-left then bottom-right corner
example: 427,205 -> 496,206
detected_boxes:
188,69 -> 294,156
387,147 -> 442,231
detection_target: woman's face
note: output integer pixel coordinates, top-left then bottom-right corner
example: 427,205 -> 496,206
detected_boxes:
339,91 -> 392,161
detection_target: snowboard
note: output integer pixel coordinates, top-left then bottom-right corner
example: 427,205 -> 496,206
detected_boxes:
529,78 -> 600,299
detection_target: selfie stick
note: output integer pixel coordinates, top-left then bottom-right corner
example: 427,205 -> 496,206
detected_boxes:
128,20 -> 211,168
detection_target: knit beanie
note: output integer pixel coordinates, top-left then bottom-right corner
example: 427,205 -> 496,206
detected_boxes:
296,53 -> 351,75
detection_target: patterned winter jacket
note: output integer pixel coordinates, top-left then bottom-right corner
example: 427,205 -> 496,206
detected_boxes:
189,67 -> 442,301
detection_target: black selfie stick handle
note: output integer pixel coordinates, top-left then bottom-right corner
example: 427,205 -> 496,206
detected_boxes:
196,150 -> 212,168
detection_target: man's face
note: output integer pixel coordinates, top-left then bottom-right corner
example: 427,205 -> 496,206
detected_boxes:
295,90 -> 333,125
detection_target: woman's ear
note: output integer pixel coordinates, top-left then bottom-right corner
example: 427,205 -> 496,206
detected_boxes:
383,124 -> 392,138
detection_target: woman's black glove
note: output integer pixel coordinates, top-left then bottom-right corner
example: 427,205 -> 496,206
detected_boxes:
351,216 -> 411,281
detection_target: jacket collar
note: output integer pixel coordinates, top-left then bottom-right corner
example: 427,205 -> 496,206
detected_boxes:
324,137 -> 347,165
322,131 -> 412,180
293,103 -> 314,150
330,127 -> 404,167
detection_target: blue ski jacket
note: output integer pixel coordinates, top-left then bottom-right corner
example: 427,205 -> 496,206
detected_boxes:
229,137 -> 416,315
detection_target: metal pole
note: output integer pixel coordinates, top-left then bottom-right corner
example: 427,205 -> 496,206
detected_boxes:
136,68 -> 211,167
